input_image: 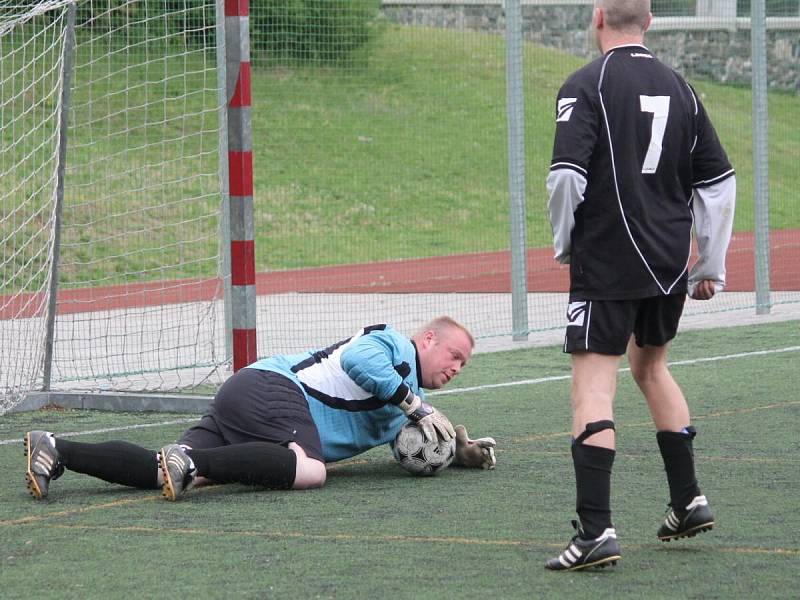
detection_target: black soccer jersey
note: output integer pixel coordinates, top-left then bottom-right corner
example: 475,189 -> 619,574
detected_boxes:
548,44 -> 734,300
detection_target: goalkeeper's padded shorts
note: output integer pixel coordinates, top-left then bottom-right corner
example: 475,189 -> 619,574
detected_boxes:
179,368 -> 324,462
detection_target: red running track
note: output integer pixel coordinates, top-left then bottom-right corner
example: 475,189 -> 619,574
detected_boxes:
1,230 -> 797,319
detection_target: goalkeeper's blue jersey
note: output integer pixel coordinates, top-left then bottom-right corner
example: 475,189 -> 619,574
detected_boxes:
246,324 -> 423,462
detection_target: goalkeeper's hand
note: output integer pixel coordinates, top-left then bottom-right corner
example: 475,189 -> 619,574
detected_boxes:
398,391 -> 455,442
453,425 -> 496,470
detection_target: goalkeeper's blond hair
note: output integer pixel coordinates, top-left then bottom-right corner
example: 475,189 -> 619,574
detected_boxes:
416,316 -> 475,348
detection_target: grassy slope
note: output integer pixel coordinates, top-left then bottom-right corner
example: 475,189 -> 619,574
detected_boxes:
252,25 -> 799,269
2,25 -> 797,284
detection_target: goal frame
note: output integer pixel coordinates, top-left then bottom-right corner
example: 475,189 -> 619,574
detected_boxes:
2,0 -> 256,413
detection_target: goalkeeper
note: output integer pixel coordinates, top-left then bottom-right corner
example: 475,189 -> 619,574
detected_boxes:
25,316 -> 497,501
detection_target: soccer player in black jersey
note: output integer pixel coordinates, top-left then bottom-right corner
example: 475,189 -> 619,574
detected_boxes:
544,0 -> 736,571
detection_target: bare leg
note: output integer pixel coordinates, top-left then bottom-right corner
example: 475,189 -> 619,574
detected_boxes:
626,338 -> 689,431
288,442 -> 327,490
571,350 -> 623,448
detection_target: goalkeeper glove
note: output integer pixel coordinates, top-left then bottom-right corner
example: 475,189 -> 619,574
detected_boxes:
398,390 -> 455,443
454,425 -> 496,469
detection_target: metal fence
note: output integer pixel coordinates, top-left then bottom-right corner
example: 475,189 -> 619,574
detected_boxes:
2,0 -> 798,410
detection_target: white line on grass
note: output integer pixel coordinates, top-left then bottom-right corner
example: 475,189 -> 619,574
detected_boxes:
430,345 -> 800,396
0,418 -> 196,446
2,345 -> 798,445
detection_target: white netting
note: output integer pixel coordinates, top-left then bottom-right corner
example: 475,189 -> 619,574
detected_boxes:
1,0 -> 227,412
50,0 -> 226,394
0,0 -> 73,410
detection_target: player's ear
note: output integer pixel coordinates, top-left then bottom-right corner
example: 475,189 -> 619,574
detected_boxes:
642,12 -> 652,33
422,329 -> 436,348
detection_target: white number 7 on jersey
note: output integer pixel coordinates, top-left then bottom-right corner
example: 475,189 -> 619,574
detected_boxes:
639,95 -> 670,174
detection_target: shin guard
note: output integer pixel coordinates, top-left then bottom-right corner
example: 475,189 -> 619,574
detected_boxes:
572,420 -> 616,539
656,426 -> 701,510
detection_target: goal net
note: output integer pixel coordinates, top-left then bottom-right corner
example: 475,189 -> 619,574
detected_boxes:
1,1 -> 75,411
1,0 -> 227,412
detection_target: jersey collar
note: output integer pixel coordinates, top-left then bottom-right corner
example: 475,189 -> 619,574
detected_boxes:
411,340 -> 424,390
606,43 -> 650,54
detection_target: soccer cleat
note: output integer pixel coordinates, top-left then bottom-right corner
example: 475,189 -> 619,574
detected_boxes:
25,431 -> 64,500
545,521 -> 621,571
658,494 -> 714,541
159,444 -> 196,501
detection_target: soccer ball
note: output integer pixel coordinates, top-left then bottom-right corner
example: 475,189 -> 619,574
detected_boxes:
391,421 -> 456,476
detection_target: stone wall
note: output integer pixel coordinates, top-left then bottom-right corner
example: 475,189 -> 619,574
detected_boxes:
381,3 -> 800,92
649,28 -> 799,91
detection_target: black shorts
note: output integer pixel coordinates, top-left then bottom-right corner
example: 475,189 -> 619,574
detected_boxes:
563,293 -> 686,356
178,368 -> 325,462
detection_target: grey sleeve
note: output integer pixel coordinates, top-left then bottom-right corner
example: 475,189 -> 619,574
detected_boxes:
688,175 -> 736,294
546,168 -> 587,264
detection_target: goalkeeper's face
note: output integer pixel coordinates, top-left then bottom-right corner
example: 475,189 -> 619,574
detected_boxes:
418,327 -> 473,389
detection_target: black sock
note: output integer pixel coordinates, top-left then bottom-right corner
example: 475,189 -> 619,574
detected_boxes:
187,442 -> 298,489
55,439 -> 159,489
572,442 -> 615,539
656,427 -> 701,510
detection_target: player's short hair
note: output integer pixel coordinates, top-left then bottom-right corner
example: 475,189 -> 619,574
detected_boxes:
417,316 -> 475,348
598,0 -> 650,34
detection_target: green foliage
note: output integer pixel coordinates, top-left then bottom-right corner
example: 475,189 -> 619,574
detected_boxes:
250,0 -> 382,67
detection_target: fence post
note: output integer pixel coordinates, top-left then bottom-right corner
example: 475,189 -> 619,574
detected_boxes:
750,0 -> 771,314
224,0 -> 258,369
42,1 -> 77,391
505,0 -> 529,341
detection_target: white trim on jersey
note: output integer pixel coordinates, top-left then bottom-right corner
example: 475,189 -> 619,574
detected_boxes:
295,338 -> 373,402
606,42 -> 648,54
688,84 -> 700,153
686,81 -> 699,115
550,161 -> 587,176
694,168 -> 735,187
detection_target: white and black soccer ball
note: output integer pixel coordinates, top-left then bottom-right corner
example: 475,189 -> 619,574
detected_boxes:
391,421 -> 456,476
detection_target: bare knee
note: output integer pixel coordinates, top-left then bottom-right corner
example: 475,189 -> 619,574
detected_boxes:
627,344 -> 671,389
630,360 -> 654,387
630,358 -> 673,391
570,352 -> 620,409
288,442 -> 326,490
